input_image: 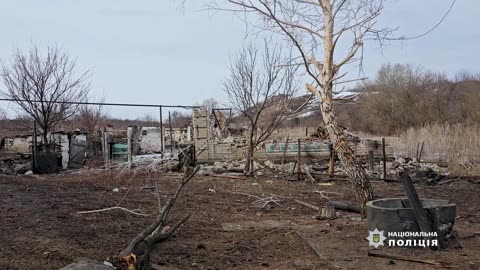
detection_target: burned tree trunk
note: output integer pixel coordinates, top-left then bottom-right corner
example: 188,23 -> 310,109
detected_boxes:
305,2 -> 374,217
307,82 -> 374,217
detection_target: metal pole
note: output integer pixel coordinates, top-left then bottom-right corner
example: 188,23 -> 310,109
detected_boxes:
382,137 -> 387,179
168,111 -> 173,154
32,121 -> 37,172
127,126 -> 132,167
0,98 -> 201,109
159,106 -> 164,157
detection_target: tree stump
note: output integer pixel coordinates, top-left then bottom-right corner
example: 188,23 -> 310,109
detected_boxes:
319,205 -> 336,219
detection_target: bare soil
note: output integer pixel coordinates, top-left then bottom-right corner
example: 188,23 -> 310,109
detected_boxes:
0,172 -> 479,270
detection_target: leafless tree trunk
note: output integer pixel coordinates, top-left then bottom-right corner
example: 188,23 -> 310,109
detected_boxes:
0,107 -> 6,120
1,46 -> 90,146
216,0 -> 394,215
223,41 -> 298,175
200,98 -> 219,113
77,99 -> 107,135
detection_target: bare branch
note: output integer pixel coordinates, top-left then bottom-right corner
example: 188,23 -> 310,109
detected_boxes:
1,45 -> 91,144
223,39 -> 298,174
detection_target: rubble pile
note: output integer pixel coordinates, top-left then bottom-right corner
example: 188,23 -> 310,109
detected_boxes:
0,154 -> 32,175
199,160 -> 252,175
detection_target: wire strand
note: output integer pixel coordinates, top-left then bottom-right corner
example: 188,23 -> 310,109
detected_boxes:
388,0 -> 457,41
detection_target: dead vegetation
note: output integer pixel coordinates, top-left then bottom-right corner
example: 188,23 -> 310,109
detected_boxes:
1,171 -> 479,269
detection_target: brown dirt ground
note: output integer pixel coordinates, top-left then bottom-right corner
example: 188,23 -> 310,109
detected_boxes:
0,171 -> 479,270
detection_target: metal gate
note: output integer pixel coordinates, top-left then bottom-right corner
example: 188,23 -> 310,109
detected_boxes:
68,137 -> 87,169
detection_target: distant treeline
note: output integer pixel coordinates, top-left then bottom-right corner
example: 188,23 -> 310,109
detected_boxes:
286,63 -> 480,135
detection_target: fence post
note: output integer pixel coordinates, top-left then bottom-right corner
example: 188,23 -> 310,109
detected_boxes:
328,146 -> 335,176
382,137 -> 387,179
159,106 -> 164,158
296,139 -> 303,180
169,111 -> 173,156
368,150 -> 374,172
32,121 -> 37,172
281,136 -> 289,164
127,126 -> 132,168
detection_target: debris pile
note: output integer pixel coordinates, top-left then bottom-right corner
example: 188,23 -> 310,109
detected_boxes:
0,154 -> 31,175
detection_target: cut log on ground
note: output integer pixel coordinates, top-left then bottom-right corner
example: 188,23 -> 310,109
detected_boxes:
326,201 -> 361,213
319,205 -> 336,219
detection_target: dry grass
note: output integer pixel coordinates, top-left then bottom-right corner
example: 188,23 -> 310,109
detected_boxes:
392,123 -> 480,174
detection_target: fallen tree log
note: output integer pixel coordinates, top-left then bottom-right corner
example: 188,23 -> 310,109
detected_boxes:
326,201 -> 361,213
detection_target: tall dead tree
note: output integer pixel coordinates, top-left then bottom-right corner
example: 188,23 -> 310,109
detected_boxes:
1,46 -> 90,145
218,0 -> 394,215
223,41 -> 297,175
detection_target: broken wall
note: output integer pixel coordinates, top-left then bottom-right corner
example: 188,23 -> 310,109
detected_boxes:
193,109 -> 242,162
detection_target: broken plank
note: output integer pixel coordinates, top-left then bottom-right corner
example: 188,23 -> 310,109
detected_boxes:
400,173 -> 432,233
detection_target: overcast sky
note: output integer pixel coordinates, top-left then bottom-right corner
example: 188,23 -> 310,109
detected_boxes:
0,0 -> 476,119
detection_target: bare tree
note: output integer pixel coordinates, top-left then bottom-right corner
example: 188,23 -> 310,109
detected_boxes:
223,41 -> 297,174
1,46 -> 90,145
215,0 -> 395,214
171,110 -> 192,128
0,107 -> 6,120
77,100 -> 107,135
200,98 -> 219,112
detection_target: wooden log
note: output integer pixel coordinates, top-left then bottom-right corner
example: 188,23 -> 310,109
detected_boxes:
400,173 -> 432,233
327,201 -> 361,213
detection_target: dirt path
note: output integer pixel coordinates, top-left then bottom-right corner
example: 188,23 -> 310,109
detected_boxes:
0,173 -> 479,269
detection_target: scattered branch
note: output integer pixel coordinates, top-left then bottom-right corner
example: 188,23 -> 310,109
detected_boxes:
77,206 -> 149,217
